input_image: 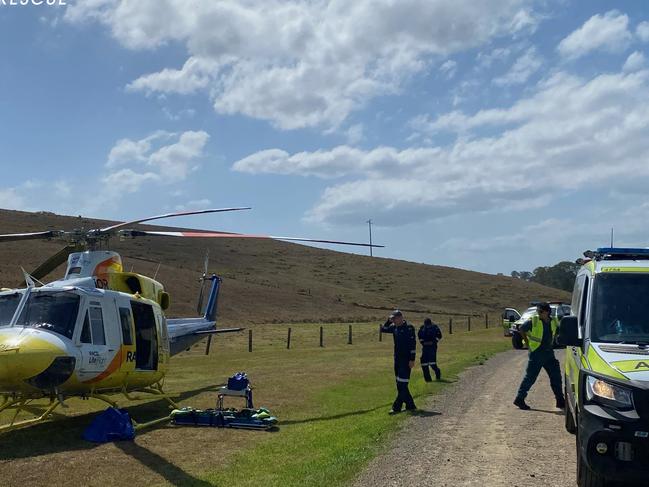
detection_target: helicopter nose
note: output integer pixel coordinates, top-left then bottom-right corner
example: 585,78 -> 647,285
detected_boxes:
0,331 -> 74,391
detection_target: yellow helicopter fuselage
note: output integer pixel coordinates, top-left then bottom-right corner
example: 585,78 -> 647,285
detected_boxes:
0,277 -> 171,397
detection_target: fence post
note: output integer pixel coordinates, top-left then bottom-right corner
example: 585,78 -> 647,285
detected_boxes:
348,324 -> 353,345
248,329 -> 253,352
485,313 -> 489,329
287,327 -> 292,349
449,317 -> 453,335
379,325 -> 383,342
468,316 -> 471,332
320,326 -> 324,347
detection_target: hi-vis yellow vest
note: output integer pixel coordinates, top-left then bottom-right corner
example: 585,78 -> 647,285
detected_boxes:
527,315 -> 559,352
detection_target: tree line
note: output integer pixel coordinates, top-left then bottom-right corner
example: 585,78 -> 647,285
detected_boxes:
511,261 -> 579,292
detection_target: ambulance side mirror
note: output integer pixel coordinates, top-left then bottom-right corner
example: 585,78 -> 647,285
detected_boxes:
558,316 -> 582,347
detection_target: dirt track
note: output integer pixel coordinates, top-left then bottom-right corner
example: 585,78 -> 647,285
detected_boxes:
354,350 -> 575,487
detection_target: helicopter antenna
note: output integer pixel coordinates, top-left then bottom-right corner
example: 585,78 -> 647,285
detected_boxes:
20,267 -> 41,288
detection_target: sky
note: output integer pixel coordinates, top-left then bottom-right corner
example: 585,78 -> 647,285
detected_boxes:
2,0 -> 649,275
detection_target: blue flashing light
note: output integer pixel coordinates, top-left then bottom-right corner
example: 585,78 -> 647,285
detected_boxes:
596,247 -> 649,256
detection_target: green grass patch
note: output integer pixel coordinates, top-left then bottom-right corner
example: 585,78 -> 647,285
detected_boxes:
200,328 -> 510,487
0,325 -> 510,487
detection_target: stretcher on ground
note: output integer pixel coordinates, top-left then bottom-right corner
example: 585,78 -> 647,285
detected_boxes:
171,407 -> 277,430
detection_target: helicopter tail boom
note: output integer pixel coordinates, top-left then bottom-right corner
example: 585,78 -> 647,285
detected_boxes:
166,274 -> 229,356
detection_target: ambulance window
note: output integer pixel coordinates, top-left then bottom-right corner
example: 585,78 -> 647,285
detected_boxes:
119,307 -> 133,345
89,306 -> 106,346
571,275 -> 584,314
579,278 -> 589,327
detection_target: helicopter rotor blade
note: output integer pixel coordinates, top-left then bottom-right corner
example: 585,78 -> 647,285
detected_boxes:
28,244 -> 81,282
0,230 -> 63,243
99,207 -> 252,234
120,230 -> 385,248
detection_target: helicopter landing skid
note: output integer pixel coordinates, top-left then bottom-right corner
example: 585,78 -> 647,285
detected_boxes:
120,382 -> 179,431
0,397 -> 61,433
0,383 -> 181,434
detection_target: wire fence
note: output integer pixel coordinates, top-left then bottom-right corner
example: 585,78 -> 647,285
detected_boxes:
187,313 -> 501,355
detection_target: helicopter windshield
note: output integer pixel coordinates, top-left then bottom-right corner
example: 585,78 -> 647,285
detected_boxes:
0,292 -> 23,327
591,273 -> 649,344
14,291 -> 80,339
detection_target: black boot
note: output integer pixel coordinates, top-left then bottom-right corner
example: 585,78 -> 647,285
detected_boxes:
421,366 -> 433,382
513,397 -> 530,410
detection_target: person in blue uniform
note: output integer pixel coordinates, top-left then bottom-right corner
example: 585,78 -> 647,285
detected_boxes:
418,317 -> 442,382
381,310 -> 417,414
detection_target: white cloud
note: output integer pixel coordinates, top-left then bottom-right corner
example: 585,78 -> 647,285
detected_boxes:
107,131 -> 169,167
126,57 -> 218,95
493,46 -> 542,86
637,21 -> 649,43
148,130 -> 210,180
66,0 -> 537,130
557,10 -> 632,60
105,130 -> 209,182
235,68 -> 649,226
0,188 -> 28,211
476,47 -> 513,70
623,51 -> 646,72
102,168 -> 159,194
345,124 -> 364,145
439,60 -> 458,79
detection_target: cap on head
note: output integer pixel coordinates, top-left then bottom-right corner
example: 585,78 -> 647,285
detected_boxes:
390,309 -> 403,318
537,302 -> 551,313
424,317 -> 432,326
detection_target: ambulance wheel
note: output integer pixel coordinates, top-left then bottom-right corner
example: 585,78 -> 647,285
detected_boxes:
577,435 -> 607,487
512,333 -> 523,350
564,389 -> 576,434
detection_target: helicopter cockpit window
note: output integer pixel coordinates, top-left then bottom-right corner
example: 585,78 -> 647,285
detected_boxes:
15,291 -> 80,339
80,305 -> 106,345
0,293 -> 22,327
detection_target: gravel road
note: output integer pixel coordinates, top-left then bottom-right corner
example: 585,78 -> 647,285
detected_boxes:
353,349 -> 575,487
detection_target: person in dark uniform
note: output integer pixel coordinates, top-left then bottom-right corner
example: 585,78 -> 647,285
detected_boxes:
418,317 -> 442,382
513,301 -> 564,410
381,310 -> 417,414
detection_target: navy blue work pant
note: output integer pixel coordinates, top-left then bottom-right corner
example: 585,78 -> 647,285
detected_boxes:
516,349 -> 563,401
420,346 -> 440,381
393,360 -> 415,411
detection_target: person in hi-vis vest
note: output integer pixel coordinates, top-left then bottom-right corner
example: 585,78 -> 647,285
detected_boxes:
513,302 -> 565,410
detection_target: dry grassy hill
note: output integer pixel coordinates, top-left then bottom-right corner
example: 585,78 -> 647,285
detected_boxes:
0,209 -> 569,325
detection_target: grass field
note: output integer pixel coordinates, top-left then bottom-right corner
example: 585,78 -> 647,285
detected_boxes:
0,323 -> 511,487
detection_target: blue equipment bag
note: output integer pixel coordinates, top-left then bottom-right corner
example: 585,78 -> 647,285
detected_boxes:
227,371 -> 249,390
83,407 -> 135,443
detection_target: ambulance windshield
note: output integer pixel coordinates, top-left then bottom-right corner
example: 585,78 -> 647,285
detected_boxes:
591,273 -> 649,343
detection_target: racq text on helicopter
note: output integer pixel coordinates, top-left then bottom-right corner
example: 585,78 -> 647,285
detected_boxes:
0,208 -> 381,431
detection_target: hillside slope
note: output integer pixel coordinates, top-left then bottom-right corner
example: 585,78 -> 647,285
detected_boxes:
0,209 -> 570,325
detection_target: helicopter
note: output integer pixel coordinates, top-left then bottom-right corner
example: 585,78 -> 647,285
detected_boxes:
0,208 -> 383,432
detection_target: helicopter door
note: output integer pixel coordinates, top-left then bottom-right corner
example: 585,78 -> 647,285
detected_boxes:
131,301 -> 159,371
78,301 -> 111,376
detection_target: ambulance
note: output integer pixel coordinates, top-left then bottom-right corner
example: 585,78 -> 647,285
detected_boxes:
560,248 -> 649,487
